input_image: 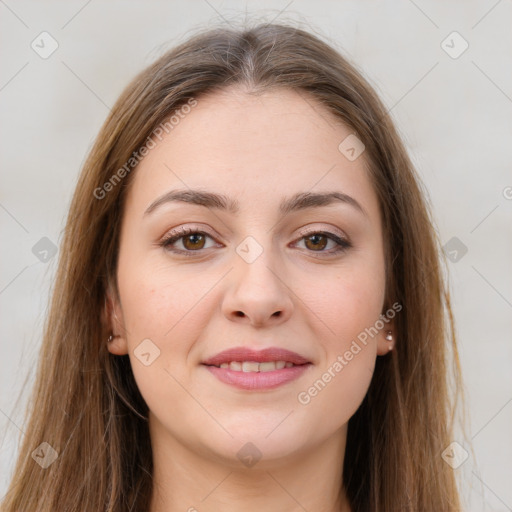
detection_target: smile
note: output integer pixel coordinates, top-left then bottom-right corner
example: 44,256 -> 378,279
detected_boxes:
202,361 -> 312,390
212,360 -> 297,372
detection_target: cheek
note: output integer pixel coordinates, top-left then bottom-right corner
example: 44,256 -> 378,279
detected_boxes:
292,254 -> 384,414
294,268 -> 383,427
118,260 -> 209,339
117,267 -> 217,421
117,263 -> 221,378
299,256 -> 386,345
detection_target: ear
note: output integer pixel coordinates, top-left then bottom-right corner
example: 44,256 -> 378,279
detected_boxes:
103,285 -> 129,356
376,319 -> 395,356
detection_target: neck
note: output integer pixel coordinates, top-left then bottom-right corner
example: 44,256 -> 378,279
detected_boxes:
148,417 -> 352,512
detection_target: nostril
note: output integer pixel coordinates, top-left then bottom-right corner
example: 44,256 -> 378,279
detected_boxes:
235,311 -> 245,317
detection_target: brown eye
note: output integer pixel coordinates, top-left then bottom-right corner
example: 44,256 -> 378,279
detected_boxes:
161,228 -> 217,255
304,234 -> 328,251
294,230 -> 352,256
182,233 -> 206,250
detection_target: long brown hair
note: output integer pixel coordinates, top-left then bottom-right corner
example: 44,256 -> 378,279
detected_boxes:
1,21 -> 468,511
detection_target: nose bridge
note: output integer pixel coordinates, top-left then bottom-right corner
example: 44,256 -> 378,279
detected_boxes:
234,234 -> 284,295
222,233 -> 293,325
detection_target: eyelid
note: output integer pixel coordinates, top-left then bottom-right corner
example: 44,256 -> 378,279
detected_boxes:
295,224 -> 349,241
159,225 -> 219,246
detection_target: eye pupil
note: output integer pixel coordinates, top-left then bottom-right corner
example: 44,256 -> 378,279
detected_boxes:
183,233 -> 205,250
305,234 -> 327,251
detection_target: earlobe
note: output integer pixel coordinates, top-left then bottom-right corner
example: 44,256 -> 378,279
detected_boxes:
104,288 -> 129,355
377,325 -> 395,356
107,333 -> 129,355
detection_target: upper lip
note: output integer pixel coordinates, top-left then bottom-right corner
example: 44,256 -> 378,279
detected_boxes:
202,347 -> 311,366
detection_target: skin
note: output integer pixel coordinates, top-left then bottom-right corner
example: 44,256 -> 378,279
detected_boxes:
107,86 -> 395,512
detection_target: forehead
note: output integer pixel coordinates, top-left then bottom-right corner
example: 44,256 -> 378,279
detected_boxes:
125,86 -> 379,220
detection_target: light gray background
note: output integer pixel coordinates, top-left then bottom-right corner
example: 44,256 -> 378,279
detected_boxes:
1,1 -> 511,510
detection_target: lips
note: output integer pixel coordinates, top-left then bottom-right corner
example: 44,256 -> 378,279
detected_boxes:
201,347 -> 311,367
201,347 -> 312,390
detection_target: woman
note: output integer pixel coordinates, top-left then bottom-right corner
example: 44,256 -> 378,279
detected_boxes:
1,22 -> 467,511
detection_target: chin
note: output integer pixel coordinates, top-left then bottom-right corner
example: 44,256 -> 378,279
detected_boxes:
197,422 -> 313,469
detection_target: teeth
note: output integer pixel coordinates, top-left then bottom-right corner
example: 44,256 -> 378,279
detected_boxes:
242,361 -> 260,372
217,360 -> 295,372
259,361 -> 277,372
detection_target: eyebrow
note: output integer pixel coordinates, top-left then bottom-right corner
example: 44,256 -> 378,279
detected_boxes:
143,189 -> 367,218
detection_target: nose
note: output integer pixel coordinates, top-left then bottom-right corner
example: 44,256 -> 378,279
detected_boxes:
221,246 -> 294,327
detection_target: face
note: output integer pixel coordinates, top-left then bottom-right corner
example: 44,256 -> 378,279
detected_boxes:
107,87 -> 394,467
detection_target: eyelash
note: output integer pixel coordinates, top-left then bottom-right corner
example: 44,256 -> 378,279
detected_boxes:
159,227 -> 352,258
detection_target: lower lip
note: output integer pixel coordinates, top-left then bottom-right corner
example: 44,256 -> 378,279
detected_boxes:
203,364 -> 312,390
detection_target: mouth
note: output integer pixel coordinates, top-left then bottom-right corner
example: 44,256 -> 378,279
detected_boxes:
201,346 -> 312,390
206,360 -> 300,372
202,346 -> 311,366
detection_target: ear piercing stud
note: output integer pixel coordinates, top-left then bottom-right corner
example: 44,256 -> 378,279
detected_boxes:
385,331 -> 393,351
